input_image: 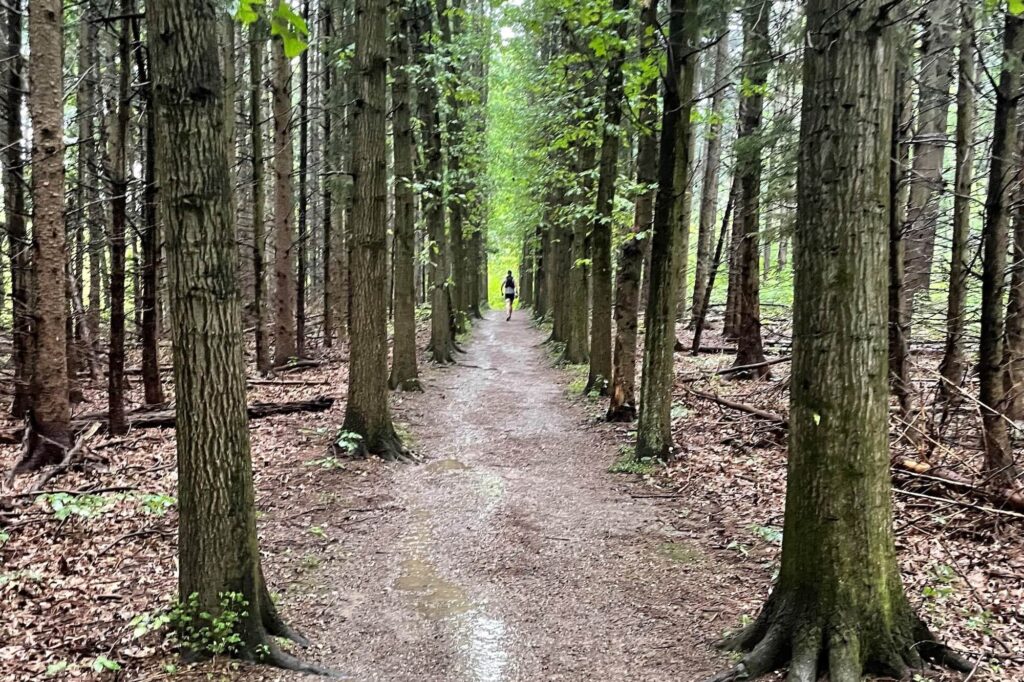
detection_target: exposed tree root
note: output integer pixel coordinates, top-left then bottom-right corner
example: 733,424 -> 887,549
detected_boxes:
390,377 -> 424,392
606,403 -> 637,422
708,598 -> 971,682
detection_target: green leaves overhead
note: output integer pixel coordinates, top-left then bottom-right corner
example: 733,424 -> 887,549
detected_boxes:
233,0 -> 309,58
1011,0 -> 1024,15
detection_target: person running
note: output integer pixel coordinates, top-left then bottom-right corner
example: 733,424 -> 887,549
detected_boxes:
502,271 -> 516,321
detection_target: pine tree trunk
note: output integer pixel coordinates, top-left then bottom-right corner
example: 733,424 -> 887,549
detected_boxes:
75,10 -> 100,381
608,0 -> 659,422
690,29 -> 729,328
715,4 -> 968,677
389,1 -> 421,391
903,0 -> 956,300
148,0 -> 318,667
27,0 -> 71,463
107,7 -> 131,436
979,14 -> 1023,487
342,0 -> 407,459
731,0 -> 770,377
937,5 -> 975,406
586,0 -> 629,395
250,28 -> 271,373
4,0 -> 31,418
322,6 -> 334,349
635,0 -> 698,461
296,0 -> 309,358
272,38 -> 296,365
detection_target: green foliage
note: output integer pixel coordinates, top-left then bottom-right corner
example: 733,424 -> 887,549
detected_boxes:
306,455 -> 346,470
45,661 -> 69,676
36,493 -> 113,521
234,0 -> 309,58
749,524 -> 783,545
332,429 -> 364,454
138,493 -> 177,516
90,656 -> 121,673
609,446 -> 658,475
0,530 -> 9,548
132,592 -> 251,658
1011,0 -> 1024,15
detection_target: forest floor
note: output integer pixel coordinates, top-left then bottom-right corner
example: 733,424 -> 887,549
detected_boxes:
1,308 -> 1021,681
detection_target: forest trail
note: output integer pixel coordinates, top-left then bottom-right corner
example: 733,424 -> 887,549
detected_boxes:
251,311 -> 732,681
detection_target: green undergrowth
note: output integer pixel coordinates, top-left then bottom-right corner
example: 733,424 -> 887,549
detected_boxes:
609,445 -> 660,475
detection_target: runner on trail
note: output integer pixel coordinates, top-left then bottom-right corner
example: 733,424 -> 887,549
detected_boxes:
502,271 -> 517,321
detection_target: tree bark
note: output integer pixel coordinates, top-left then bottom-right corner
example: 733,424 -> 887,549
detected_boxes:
272,38 -> 297,365
690,29 -> 729,328
250,27 -> 271,373
584,0 -> 629,394
148,0 -> 321,667
4,0 -> 31,419
296,0 -> 310,358
978,13 -> 1023,487
608,0 -> 659,422
342,0 -> 407,459
389,0 -> 421,391
714,3 -> 968,677
937,5 -> 975,407
902,0 -> 956,300
27,0 -> 71,464
730,0 -> 770,378
634,0 -> 698,461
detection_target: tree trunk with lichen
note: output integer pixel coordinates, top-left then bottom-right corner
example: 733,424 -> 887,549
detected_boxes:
341,0 -> 407,460
149,0 -> 324,671
713,4 -> 969,679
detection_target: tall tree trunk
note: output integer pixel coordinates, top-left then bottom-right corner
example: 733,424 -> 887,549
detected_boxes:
978,13 -> 1023,487
27,0 -> 71,464
731,0 -> 770,377
715,3 -> 969,677
342,0 -> 407,459
250,28 -> 271,373
131,14 -> 165,405
75,9 -> 100,381
389,0 -> 421,391
635,0 -> 698,461
564,139 -> 595,366
586,0 -> 629,395
888,32 -> 915,430
608,0 -> 658,422
903,0 -> 956,300
322,6 -> 335,349
148,0 -> 320,668
108,6 -> 131,436
272,38 -> 297,365
937,4 -> 975,406
296,0 -> 309,358
689,28 -> 729,328
4,0 -> 31,418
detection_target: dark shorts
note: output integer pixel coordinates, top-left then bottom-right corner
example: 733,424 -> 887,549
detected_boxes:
504,294 -> 515,302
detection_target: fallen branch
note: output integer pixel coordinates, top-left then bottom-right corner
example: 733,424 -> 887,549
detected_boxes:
894,459 -> 1024,513
680,356 -> 792,383
273,359 -> 324,373
28,423 -> 103,493
685,388 -> 788,427
0,396 -> 335,444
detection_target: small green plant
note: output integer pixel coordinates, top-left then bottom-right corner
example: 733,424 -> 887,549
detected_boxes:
308,525 -> 328,539
137,493 -> 177,516
133,592 -> 251,658
332,429 -> 364,454
45,661 -> 69,676
0,530 -> 9,547
608,446 -> 658,475
966,610 -> 995,636
36,492 -> 112,521
91,656 -> 121,673
306,455 -> 346,470
726,540 -> 751,557
749,524 -> 783,545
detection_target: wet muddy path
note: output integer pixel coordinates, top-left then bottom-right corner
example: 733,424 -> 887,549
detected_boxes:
253,312 -> 731,681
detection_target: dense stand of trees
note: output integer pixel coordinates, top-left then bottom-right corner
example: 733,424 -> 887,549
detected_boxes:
2,0 -> 1023,676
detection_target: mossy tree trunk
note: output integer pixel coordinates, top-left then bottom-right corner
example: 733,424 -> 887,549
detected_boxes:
389,0 -> 421,391
635,0 -> 698,461
149,0 -> 322,670
342,0 -> 408,460
713,3 -> 969,678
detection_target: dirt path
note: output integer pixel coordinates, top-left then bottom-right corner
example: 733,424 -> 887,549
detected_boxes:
252,312 -> 734,681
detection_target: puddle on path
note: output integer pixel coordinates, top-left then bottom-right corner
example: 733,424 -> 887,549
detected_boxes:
394,508 -> 510,680
427,458 -> 471,473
